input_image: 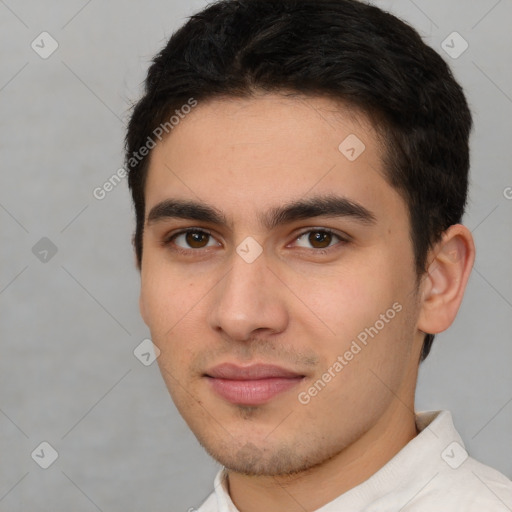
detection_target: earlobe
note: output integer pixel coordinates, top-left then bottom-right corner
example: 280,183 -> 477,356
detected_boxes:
417,224 -> 475,335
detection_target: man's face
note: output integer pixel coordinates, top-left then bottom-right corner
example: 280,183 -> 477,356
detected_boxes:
139,94 -> 425,476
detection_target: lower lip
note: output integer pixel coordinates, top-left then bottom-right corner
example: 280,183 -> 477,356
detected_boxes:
206,376 -> 303,405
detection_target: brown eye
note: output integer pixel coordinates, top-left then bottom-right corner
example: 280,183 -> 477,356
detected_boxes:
185,231 -> 210,248
308,230 -> 333,249
293,229 -> 344,250
168,229 -> 219,250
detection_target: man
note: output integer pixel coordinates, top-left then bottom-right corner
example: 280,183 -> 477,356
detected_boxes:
125,0 -> 512,510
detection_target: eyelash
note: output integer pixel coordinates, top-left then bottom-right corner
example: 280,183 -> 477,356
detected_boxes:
162,227 -> 348,255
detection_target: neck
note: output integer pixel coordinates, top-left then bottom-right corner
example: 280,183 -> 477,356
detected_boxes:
226,391 -> 419,512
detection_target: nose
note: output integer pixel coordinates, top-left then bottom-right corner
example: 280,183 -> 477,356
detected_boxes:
208,248 -> 289,342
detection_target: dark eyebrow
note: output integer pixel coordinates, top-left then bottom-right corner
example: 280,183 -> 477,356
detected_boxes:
261,194 -> 377,229
146,194 -> 376,229
147,200 -> 228,227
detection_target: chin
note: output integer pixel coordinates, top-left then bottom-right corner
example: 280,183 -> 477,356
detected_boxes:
198,434 -> 330,477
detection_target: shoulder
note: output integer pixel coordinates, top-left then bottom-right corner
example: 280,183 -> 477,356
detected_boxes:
409,455 -> 512,511
194,490 -> 217,512
389,410 -> 512,511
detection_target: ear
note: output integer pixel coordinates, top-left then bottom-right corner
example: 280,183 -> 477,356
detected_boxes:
417,224 -> 475,335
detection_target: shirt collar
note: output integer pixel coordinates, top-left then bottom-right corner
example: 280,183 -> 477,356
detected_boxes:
210,410 -> 462,512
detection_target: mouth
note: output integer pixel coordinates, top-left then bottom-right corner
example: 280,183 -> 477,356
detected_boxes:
204,363 -> 306,406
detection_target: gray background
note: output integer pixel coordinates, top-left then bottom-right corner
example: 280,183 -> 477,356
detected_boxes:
1,0 -> 511,510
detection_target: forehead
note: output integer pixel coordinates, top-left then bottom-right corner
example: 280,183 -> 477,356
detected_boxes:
144,94 -> 407,229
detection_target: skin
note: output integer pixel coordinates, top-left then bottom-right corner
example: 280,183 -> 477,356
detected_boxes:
138,94 -> 475,512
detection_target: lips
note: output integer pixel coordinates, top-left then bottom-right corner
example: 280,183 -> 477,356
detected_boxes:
205,363 -> 304,380
204,363 -> 305,405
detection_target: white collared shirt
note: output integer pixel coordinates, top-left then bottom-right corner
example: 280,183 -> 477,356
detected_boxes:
194,410 -> 512,511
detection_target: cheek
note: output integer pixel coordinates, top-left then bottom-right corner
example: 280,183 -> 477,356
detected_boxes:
140,267 -> 207,372
288,260 -> 416,390
141,260 -> 196,333
290,265 -> 397,338
297,300 -> 415,427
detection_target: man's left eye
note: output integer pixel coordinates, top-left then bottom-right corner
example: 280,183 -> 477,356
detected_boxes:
292,229 -> 345,250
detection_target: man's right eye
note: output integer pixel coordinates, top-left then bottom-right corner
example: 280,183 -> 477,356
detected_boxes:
163,229 -> 221,251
